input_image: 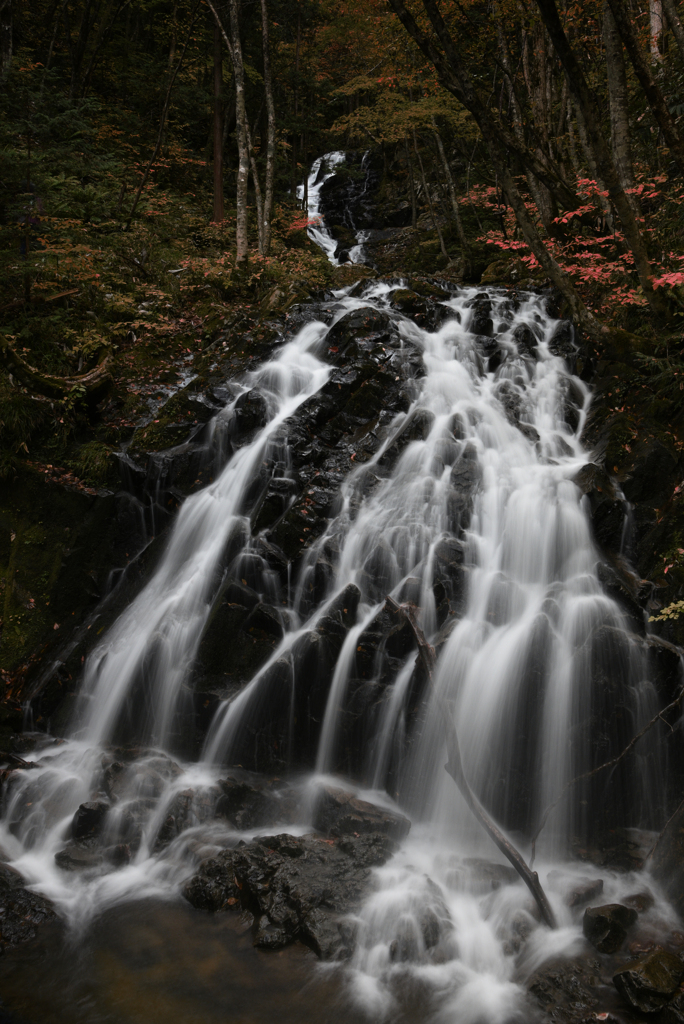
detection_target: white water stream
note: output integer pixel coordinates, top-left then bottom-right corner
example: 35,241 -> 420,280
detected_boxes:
0,278 -> 672,1020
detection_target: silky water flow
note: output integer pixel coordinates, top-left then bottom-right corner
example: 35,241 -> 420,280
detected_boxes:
0,281 -> 675,1021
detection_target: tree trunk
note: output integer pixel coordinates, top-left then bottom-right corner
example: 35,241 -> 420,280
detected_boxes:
413,131 -> 449,261
606,0 -> 684,173
431,116 -> 468,251
603,1 -> 635,192
534,0 -> 667,315
246,120 -> 264,253
662,0 -> 684,64
0,0 -> 12,80
207,0 -> 249,260
650,0 -> 664,56
260,0 -> 275,255
212,19 -> 224,224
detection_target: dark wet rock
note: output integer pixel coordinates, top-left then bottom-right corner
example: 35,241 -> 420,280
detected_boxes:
71,800 -> 109,840
583,903 -> 638,953
312,785 -> 411,840
513,323 -> 539,356
623,891 -> 655,913
528,955 -> 603,1021
243,602 -> 284,639
55,843 -> 104,871
215,774 -> 294,830
153,786 -> 218,851
184,830 -> 398,958
101,754 -> 182,802
566,877 -> 604,908
462,858 -> 520,893
613,950 -> 684,1012
0,884 -> 56,953
651,802 -> 684,919
233,389 -> 270,436
182,848 -> 241,912
549,320 -> 577,359
0,863 -> 24,892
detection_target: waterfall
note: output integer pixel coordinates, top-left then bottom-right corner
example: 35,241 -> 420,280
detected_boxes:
298,151 -> 373,265
0,277 -> 665,1019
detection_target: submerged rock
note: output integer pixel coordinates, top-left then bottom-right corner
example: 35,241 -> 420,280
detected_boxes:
613,949 -> 684,1012
566,877 -> 604,908
583,903 -> 638,953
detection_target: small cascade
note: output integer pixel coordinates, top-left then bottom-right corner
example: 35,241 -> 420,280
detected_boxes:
297,151 -> 346,263
298,151 -> 375,266
0,275 -> 672,1022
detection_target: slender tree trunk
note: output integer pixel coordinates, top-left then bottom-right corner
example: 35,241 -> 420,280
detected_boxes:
246,120 -> 264,253
603,0 -> 636,212
168,2 -> 177,66
70,0 -> 100,98
535,0 -> 667,314
606,0 -> 684,173
206,0 -> 249,260
413,131 -> 449,261
212,20 -> 224,224
229,0 -> 250,261
405,139 -> 417,229
650,0 -> 664,56
431,116 -> 468,250
0,0 -> 12,80
260,0 -> 275,255
662,0 -> 684,62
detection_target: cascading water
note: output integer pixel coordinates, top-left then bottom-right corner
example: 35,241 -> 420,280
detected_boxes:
0,278 -> 673,1021
299,151 -> 374,265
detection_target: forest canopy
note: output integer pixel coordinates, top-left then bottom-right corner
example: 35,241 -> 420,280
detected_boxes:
2,0 -> 684,484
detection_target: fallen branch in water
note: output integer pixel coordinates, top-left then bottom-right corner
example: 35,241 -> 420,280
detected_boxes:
529,687 -> 684,867
385,596 -> 557,930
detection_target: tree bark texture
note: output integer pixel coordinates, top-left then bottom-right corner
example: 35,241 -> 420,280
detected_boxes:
662,0 -> 684,63
213,19 -> 224,224
431,117 -> 468,250
260,0 -> 276,255
206,0 -> 250,260
228,0 -> 249,261
606,0 -> 684,173
603,2 -> 635,191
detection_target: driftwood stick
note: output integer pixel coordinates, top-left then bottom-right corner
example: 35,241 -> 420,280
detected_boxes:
529,687 -> 684,867
386,596 -> 558,930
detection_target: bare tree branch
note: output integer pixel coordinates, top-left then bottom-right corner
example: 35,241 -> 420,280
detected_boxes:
386,596 -> 558,930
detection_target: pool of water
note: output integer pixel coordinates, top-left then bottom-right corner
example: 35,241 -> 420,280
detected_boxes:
0,899 -> 374,1024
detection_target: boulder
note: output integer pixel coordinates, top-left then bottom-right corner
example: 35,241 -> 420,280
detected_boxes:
613,949 -> 684,1012
71,800 -> 109,840
566,877 -> 604,908
312,785 -> 411,840
183,830 -> 398,958
0,885 -> 56,953
651,802 -> 684,918
583,903 -> 637,953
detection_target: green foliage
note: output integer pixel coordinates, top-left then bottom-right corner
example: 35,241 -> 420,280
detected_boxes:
650,600 -> 684,622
